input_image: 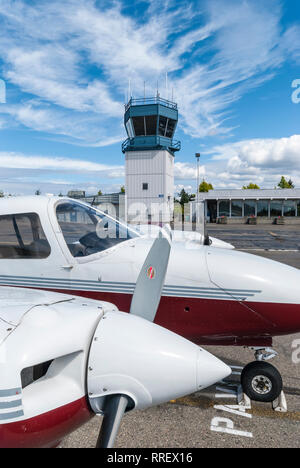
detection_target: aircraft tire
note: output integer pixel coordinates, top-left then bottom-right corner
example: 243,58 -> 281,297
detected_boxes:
241,361 -> 283,403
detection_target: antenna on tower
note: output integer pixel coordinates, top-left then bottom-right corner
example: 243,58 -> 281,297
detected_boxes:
165,72 -> 168,100
128,78 -> 132,101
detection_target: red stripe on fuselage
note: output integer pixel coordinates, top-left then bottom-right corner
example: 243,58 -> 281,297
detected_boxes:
0,397 -> 92,448
25,287 -> 300,346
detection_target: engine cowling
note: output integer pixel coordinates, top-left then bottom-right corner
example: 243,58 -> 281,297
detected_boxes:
87,311 -> 232,413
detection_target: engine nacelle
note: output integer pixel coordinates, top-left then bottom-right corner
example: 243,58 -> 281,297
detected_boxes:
87,311 -> 231,413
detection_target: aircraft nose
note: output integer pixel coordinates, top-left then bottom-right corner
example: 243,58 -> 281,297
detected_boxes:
197,348 -> 232,389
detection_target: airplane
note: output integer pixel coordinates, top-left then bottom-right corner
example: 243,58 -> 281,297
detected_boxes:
0,229 -> 231,448
0,195 -> 299,405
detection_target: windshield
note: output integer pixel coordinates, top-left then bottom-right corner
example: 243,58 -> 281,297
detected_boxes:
56,201 -> 139,258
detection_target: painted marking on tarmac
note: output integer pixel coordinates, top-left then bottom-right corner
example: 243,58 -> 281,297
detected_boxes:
210,417 -> 253,438
210,380 -> 253,439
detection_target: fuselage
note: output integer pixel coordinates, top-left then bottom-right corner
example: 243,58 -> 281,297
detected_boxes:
0,196 -> 300,346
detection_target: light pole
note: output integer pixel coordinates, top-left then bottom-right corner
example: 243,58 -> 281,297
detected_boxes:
195,153 -> 200,204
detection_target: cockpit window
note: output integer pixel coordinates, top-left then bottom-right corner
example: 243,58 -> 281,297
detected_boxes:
0,213 -> 51,259
56,202 -> 139,258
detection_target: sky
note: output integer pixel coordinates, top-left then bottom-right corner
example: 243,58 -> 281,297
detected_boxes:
0,0 -> 300,196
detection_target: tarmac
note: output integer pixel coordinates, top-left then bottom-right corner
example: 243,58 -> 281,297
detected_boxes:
61,224 -> 300,448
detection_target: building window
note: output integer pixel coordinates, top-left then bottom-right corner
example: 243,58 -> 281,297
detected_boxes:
145,115 -> 157,135
219,201 -> 230,217
270,201 -> 283,217
297,201 -> 300,217
284,200 -> 296,217
244,201 -> 256,217
231,200 -> 243,217
257,200 -> 269,217
142,183 -> 148,191
165,119 -> 176,138
132,116 -> 145,136
126,119 -> 135,138
158,116 -> 168,136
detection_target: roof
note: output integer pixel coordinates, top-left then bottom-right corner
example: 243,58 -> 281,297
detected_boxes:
198,189 -> 300,200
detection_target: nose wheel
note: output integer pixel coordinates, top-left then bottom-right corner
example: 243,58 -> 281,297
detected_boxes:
241,361 -> 283,403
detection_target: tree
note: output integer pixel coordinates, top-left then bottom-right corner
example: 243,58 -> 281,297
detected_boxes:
35,189 -> 41,195
179,188 -> 191,206
242,183 -> 260,189
178,189 -> 191,224
98,189 -> 103,196
120,186 -> 125,194
199,180 -> 214,192
277,176 -> 294,189
0,191 -> 4,198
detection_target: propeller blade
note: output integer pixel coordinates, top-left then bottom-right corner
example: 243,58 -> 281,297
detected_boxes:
96,395 -> 129,448
130,228 -> 171,322
196,201 -> 210,245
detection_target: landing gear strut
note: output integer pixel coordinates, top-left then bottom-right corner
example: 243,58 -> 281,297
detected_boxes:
241,347 -> 283,404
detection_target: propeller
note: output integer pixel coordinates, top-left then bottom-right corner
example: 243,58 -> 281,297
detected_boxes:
95,395 -> 128,448
196,201 -> 210,246
96,227 -> 172,448
130,227 -> 171,322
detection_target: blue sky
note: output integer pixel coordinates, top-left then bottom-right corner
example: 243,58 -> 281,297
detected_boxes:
0,0 -> 299,195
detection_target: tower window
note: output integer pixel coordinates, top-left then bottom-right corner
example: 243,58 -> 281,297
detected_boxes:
142,183 -> 149,191
132,116 -> 145,136
158,116 -> 168,136
145,115 -> 157,135
166,119 -> 176,138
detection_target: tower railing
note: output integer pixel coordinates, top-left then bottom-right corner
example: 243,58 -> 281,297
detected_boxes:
125,96 -> 178,112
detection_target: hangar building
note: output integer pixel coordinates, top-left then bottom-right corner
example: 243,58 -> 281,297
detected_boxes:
198,189 -> 300,223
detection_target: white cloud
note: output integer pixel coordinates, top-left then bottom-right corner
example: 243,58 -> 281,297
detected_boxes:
0,0 -> 299,194
209,135 -> 300,169
174,161 -> 205,180
0,0 -> 298,143
0,132 -> 299,196
202,134 -> 300,188
0,151 -> 124,175
1,101 -> 124,145
0,150 -> 125,195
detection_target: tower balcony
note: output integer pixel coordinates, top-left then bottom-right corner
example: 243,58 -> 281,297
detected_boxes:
122,135 -> 181,154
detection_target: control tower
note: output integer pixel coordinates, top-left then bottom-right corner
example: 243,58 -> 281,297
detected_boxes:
122,96 -> 181,223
